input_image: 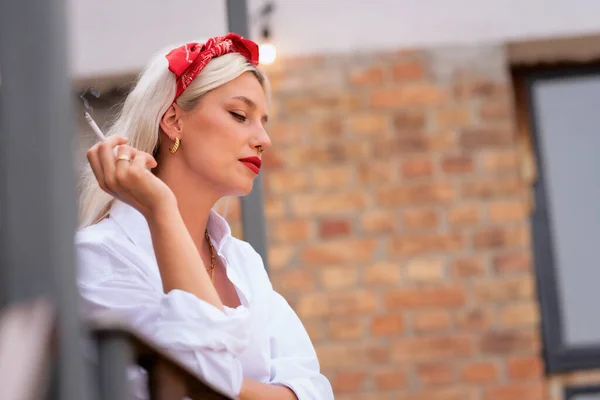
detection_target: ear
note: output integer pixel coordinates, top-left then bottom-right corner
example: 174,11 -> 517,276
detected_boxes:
160,103 -> 183,139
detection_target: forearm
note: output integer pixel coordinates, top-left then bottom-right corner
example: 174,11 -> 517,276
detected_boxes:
146,208 -> 223,311
239,378 -> 297,400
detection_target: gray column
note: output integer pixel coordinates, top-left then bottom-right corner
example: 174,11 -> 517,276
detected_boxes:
226,0 -> 270,272
0,0 -> 91,399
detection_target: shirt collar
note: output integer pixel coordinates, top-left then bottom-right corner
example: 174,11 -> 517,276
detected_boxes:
109,200 -> 233,256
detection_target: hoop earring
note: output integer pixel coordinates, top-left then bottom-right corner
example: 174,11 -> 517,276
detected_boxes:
169,137 -> 180,154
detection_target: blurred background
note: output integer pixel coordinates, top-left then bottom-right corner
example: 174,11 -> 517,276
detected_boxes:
4,0 -> 600,399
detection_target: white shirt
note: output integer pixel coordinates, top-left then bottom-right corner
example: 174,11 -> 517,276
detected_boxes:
75,200 -> 334,400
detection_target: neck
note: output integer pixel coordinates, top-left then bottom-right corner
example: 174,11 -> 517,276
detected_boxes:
154,160 -> 221,247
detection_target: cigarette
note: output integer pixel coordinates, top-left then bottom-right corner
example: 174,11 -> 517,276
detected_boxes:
84,111 -> 105,140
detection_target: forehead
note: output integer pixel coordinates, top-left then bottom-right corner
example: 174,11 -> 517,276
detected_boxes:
209,72 -> 267,108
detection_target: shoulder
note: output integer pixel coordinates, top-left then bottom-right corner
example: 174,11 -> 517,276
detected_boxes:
75,217 -> 123,248
225,236 -> 272,283
74,218 -> 137,284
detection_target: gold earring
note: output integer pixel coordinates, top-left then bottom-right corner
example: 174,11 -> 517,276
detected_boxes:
169,137 -> 180,154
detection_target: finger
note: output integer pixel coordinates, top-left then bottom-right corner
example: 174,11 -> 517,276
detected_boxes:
102,135 -> 128,148
130,151 -> 157,172
99,143 -> 131,194
86,144 -> 108,193
114,145 -> 137,188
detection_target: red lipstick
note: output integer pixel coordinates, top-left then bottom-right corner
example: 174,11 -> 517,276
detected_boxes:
239,156 -> 262,174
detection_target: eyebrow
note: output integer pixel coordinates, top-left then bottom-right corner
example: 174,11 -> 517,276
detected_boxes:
232,96 -> 269,123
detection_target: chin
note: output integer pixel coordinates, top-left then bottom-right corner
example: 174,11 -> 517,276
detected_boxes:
228,178 -> 255,197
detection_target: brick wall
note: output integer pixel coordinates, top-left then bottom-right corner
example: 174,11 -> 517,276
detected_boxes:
245,44 -> 552,400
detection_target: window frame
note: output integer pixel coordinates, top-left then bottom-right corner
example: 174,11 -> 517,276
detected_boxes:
515,62 -> 600,373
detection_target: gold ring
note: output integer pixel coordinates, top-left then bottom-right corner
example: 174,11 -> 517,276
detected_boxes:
116,155 -> 131,162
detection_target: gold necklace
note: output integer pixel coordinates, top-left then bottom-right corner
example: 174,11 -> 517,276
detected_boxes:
205,229 -> 216,284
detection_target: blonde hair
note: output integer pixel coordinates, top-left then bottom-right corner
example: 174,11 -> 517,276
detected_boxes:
78,47 -> 269,229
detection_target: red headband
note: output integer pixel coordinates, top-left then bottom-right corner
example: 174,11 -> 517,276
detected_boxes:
165,33 -> 259,101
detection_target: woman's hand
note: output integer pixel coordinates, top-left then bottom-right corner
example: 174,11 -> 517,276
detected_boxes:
86,135 -> 176,219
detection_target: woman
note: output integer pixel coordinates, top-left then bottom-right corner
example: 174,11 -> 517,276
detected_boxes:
75,33 -> 334,400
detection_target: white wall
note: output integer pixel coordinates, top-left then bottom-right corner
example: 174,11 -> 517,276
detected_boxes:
68,0 -> 600,79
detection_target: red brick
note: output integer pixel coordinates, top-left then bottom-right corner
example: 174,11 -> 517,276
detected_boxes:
283,92 -> 362,115
393,334 -> 474,361
373,368 -> 409,390
328,318 -> 365,340
290,192 -> 367,216
360,210 -> 397,234
315,343 -> 389,369
319,267 -> 359,290
309,116 -> 343,142
332,370 -> 368,393
460,361 -> 498,383
441,155 -> 474,174
487,199 -> 528,223
371,314 -> 405,336
480,100 -> 513,121
312,166 -> 353,189
302,320 -> 324,342
402,208 -> 439,230
456,308 -> 494,331
326,140 -> 372,163
296,290 -> 378,318
347,113 -> 389,136
413,310 -> 453,333
493,251 -> 532,274
371,83 -> 447,108
267,120 -> 306,147
506,356 -> 544,380
301,238 -> 377,265
358,161 -> 396,184
448,204 -> 481,226
405,257 -> 446,282
451,256 -> 486,279
385,285 -> 466,309
266,170 -> 310,193
264,197 -> 286,219
454,81 -> 509,101
364,262 -> 401,286
268,244 -> 295,271
377,183 -> 454,207
388,232 -> 464,257
271,219 -> 312,243
480,329 -> 540,355
396,387 -> 477,400
498,302 -> 539,327
374,132 -> 457,156
481,149 -> 518,174
484,382 -> 546,400
474,277 -> 535,303
460,127 -> 515,150
392,59 -> 426,81
401,158 -> 434,179
416,363 -> 455,385
272,270 -> 315,293
461,177 -> 525,199
319,219 -> 352,238
349,65 -> 386,86
473,225 -> 530,249
435,106 -> 471,129
394,109 -> 427,132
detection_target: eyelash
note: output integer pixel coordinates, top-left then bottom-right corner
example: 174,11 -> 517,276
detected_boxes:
229,111 -> 247,122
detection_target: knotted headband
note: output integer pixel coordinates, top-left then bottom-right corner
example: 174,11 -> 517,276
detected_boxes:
165,33 -> 260,101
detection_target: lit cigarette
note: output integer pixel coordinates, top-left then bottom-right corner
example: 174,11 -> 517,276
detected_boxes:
84,111 -> 105,140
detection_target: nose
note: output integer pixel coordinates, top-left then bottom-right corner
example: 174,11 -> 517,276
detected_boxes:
253,125 -> 272,154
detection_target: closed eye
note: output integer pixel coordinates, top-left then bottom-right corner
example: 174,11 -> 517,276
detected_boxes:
229,111 -> 247,122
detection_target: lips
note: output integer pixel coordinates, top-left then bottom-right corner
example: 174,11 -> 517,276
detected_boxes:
239,156 -> 262,174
